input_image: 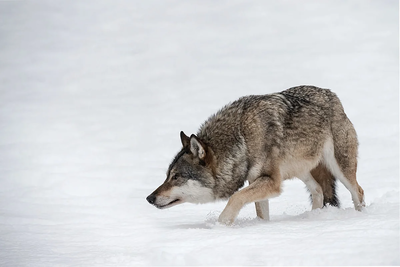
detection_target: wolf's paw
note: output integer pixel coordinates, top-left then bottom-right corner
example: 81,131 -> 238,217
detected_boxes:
355,201 -> 366,211
218,212 -> 235,225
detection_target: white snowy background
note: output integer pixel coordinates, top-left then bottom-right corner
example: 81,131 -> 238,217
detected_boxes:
0,1 -> 398,266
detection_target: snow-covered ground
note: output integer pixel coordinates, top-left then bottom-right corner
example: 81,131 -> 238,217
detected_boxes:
0,1 -> 398,266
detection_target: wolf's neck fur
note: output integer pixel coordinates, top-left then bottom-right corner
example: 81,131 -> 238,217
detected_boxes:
197,100 -> 249,199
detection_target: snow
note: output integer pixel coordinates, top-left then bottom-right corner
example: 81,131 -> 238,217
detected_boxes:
0,1 -> 398,266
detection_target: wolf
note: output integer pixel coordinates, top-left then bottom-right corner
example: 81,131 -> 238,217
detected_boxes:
146,85 -> 365,225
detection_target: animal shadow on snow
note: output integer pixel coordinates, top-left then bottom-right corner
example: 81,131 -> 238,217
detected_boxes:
169,206 -> 366,229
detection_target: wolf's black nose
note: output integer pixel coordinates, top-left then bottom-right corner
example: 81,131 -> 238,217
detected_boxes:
146,195 -> 156,204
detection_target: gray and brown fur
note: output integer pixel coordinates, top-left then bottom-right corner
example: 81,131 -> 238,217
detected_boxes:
147,85 -> 365,224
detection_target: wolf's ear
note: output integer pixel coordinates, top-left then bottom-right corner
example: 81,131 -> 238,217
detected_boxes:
189,134 -> 206,160
180,131 -> 190,148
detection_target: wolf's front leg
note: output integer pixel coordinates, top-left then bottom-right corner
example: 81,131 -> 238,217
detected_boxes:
255,200 -> 270,220
218,176 -> 281,225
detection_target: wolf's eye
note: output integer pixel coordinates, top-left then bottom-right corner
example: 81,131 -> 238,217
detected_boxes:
172,174 -> 178,180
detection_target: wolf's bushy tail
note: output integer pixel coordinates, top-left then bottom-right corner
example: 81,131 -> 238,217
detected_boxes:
310,163 -> 339,207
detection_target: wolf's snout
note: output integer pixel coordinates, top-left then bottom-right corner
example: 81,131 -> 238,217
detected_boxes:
146,194 -> 156,205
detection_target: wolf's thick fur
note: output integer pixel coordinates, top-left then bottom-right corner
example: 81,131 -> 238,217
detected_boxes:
147,85 -> 365,224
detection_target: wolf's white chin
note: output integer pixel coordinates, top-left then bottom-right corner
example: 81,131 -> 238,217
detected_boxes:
170,180 -> 215,204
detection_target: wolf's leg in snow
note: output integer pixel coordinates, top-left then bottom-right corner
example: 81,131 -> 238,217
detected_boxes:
247,165 -> 270,220
298,172 -> 323,210
255,200 -> 270,220
326,158 -> 365,211
218,175 -> 281,225
323,138 -> 365,210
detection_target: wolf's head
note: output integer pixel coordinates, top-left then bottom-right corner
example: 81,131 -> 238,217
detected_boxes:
146,131 -> 216,209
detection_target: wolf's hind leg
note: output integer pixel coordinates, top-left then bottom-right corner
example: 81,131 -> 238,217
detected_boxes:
218,175 -> 281,225
255,200 -> 270,221
298,172 -> 323,210
323,138 -> 365,210
310,163 -> 340,207
328,163 -> 365,211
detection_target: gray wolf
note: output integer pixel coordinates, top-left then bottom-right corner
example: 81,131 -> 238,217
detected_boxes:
146,85 -> 365,225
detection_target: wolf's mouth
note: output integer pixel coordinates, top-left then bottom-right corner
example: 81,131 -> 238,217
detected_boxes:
157,199 -> 181,209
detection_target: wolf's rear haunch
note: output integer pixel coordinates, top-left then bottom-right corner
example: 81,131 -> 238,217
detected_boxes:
147,85 -> 365,225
